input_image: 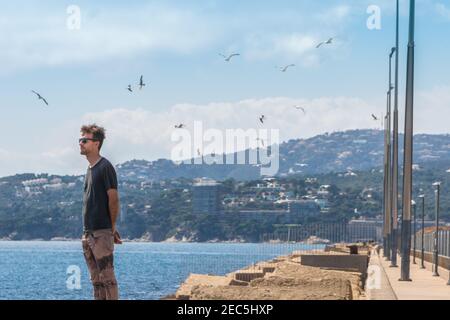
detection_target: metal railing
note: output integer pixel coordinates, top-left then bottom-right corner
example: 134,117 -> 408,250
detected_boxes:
176,222 -> 380,277
261,223 -> 380,244
413,230 -> 450,258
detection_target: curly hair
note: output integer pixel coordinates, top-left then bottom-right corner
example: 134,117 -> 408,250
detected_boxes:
80,124 -> 106,150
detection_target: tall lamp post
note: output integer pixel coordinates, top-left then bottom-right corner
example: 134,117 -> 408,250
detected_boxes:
418,194 -> 425,269
412,200 -> 417,264
391,0 -> 400,268
383,98 -> 390,259
389,46 -> 398,267
384,49 -> 395,262
432,182 -> 441,277
400,0 -> 415,282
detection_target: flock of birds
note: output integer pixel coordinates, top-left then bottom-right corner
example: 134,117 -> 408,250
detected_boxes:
30,36 -> 335,109
127,75 -> 146,92
31,36 -> 381,156
31,75 -> 147,105
170,38 -> 336,135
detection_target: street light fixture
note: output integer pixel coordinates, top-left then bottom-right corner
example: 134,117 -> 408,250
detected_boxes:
418,194 -> 426,269
412,200 -> 416,264
432,182 -> 441,277
383,97 -> 391,260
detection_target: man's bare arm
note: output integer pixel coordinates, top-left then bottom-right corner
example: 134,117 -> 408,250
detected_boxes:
107,189 -> 120,230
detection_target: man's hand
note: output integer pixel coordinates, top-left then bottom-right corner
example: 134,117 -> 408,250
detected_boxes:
112,227 -> 123,244
107,188 -> 122,244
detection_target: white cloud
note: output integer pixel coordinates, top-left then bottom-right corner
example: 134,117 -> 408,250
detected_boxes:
76,96 -> 379,168
242,31 -> 349,67
0,146 -> 85,177
436,2 -> 450,19
0,4 -> 217,72
2,83 -> 450,177
315,5 -> 351,24
0,2 -> 357,72
243,33 -> 319,65
0,95 -> 379,176
415,85 -> 450,134
241,4 -> 352,65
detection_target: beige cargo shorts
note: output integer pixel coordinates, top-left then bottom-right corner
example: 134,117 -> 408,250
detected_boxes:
82,229 -> 119,300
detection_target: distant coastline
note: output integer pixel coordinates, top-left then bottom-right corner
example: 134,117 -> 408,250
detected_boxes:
0,238 -> 257,243
0,237 -> 312,244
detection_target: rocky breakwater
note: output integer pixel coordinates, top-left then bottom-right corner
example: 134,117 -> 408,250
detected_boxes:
166,245 -> 370,300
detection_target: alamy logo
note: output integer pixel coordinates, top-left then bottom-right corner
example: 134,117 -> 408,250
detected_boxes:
171,121 -> 280,176
66,265 -> 81,290
66,5 -> 81,31
367,5 -> 382,30
366,265 -> 382,289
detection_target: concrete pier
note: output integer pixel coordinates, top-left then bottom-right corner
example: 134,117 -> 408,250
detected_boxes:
367,249 -> 450,300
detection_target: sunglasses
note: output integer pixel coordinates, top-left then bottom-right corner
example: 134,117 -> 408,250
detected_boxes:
79,138 -> 99,144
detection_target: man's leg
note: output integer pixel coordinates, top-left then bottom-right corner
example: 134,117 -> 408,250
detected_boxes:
82,234 -> 106,300
91,230 -> 119,300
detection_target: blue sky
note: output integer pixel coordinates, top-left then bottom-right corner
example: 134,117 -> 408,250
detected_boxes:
0,0 -> 450,176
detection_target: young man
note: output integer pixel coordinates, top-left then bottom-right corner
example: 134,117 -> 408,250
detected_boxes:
79,124 -> 122,300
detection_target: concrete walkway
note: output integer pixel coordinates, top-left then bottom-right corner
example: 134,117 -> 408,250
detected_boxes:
366,250 -> 397,300
373,250 -> 450,300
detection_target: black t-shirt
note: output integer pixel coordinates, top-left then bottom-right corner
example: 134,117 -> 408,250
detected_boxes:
82,157 -> 118,232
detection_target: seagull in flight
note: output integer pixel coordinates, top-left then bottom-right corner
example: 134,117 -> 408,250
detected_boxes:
293,105 -> 306,114
197,149 -> 201,156
127,85 -> 133,93
371,114 -> 378,121
219,53 -> 240,62
31,90 -> 48,106
316,37 -> 333,48
259,115 -> 265,124
174,124 -> 185,129
277,64 -> 296,72
139,75 -> 146,90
